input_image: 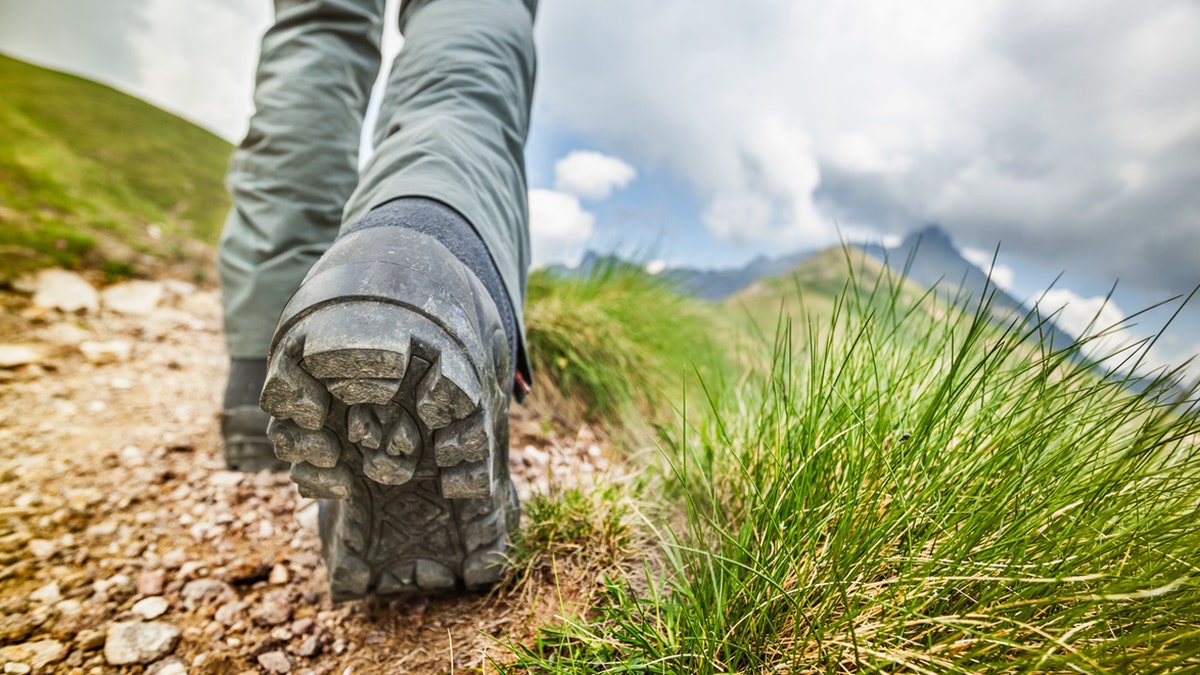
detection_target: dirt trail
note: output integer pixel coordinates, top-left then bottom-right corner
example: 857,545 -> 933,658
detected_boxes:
0,277 -> 616,674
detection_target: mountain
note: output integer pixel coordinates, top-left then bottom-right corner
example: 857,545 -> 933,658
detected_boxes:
0,53 -> 233,282
663,249 -> 817,301
859,224 -> 1078,351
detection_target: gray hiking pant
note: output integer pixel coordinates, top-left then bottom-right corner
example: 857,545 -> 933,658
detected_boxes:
217,0 -> 536,364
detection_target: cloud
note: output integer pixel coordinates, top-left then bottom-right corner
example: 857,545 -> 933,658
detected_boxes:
527,189 -> 595,268
1038,289 -> 1152,370
553,150 -> 636,200
961,247 -> 1015,291
534,0 -> 1200,295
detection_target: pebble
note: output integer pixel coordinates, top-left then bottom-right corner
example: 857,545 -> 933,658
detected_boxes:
131,596 -> 170,620
0,639 -> 67,670
4,663 -> 31,675
297,634 -> 321,658
269,563 -> 290,585
252,590 -> 292,626
0,345 -> 42,369
104,621 -> 181,665
145,656 -> 188,675
28,582 -> 61,605
31,269 -> 99,313
137,569 -> 166,596
27,539 -> 56,560
214,601 -> 245,626
257,650 -> 292,673
100,280 -> 164,316
79,340 -> 133,364
76,629 -> 106,651
180,579 -> 234,610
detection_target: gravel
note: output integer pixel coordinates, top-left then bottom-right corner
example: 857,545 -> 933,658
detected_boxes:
0,280 -> 623,674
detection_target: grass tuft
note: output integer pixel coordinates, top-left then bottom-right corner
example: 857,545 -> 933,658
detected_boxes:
506,254 -> 1200,674
524,260 -> 725,431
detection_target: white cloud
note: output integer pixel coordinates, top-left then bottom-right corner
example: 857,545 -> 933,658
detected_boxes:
644,259 -> 667,275
553,150 -> 636,200
534,0 -> 1200,291
962,247 -> 1016,291
527,189 -> 595,268
1038,290 -> 1146,367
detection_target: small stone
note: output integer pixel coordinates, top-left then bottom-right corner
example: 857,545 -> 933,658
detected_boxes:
145,656 -> 188,675
131,596 -> 169,620
290,618 -> 314,635
214,601 -> 245,626
29,582 -> 61,605
137,569 -> 166,596
104,621 -> 181,665
252,591 -> 291,626
4,663 -> 31,674
76,628 -> 106,651
0,639 -> 68,669
100,280 -> 164,315
522,445 -> 549,467
297,634 -> 321,658
79,340 -> 133,364
268,564 -> 289,585
180,579 -> 234,610
0,345 -> 42,369
27,539 -> 56,559
31,269 -> 99,313
257,650 -> 292,673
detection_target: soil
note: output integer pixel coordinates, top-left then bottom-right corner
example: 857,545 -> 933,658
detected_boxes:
0,281 -> 625,674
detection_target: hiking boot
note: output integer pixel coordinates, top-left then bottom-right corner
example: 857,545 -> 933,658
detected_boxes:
222,359 -> 289,472
260,226 -> 517,600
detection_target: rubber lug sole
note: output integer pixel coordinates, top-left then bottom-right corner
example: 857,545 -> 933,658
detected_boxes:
260,228 -> 516,601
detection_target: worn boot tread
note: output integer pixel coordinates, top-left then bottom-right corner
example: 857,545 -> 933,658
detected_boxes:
260,228 -> 515,601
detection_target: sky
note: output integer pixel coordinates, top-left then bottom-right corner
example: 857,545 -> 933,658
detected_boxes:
0,0 -> 1197,379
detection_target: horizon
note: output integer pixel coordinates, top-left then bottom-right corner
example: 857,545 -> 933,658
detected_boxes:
0,0 -> 1196,377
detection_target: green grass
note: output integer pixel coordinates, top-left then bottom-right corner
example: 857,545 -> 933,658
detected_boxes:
0,53 -> 232,280
524,260 -> 728,430
506,257 -> 1200,673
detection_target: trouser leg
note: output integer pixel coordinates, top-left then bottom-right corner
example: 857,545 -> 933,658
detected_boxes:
218,0 -> 384,359
341,0 -> 538,376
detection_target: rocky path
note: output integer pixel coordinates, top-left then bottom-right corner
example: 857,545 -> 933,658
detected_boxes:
0,271 -> 617,674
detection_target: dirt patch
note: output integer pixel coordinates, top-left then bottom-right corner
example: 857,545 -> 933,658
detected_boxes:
0,283 -> 628,674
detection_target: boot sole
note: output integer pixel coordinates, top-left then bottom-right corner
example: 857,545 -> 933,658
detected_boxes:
260,229 -> 515,600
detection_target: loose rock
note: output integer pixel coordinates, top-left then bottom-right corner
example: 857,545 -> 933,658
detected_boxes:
79,340 -> 133,364
0,345 -> 42,369
28,582 -> 61,605
0,639 -> 68,670
257,650 -> 292,673
104,621 -> 181,665
180,579 -> 234,610
101,280 -> 164,315
131,596 -> 170,620
31,269 -> 99,313
137,569 -> 166,596
269,563 -> 289,585
145,656 -> 188,675
76,629 -> 106,651
252,590 -> 292,626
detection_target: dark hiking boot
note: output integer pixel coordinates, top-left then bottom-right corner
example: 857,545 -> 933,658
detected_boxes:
222,359 -> 289,472
260,226 -> 517,601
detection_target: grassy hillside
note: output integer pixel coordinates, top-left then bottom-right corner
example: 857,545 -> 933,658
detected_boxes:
0,53 -> 232,282
510,253 -> 1200,673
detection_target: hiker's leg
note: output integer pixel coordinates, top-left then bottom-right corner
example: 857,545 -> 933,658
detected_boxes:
260,0 -> 537,597
219,0 -> 385,361
217,0 -> 384,471
343,0 -> 538,383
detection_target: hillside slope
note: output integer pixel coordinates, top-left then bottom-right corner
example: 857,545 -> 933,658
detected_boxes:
0,53 -> 232,282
